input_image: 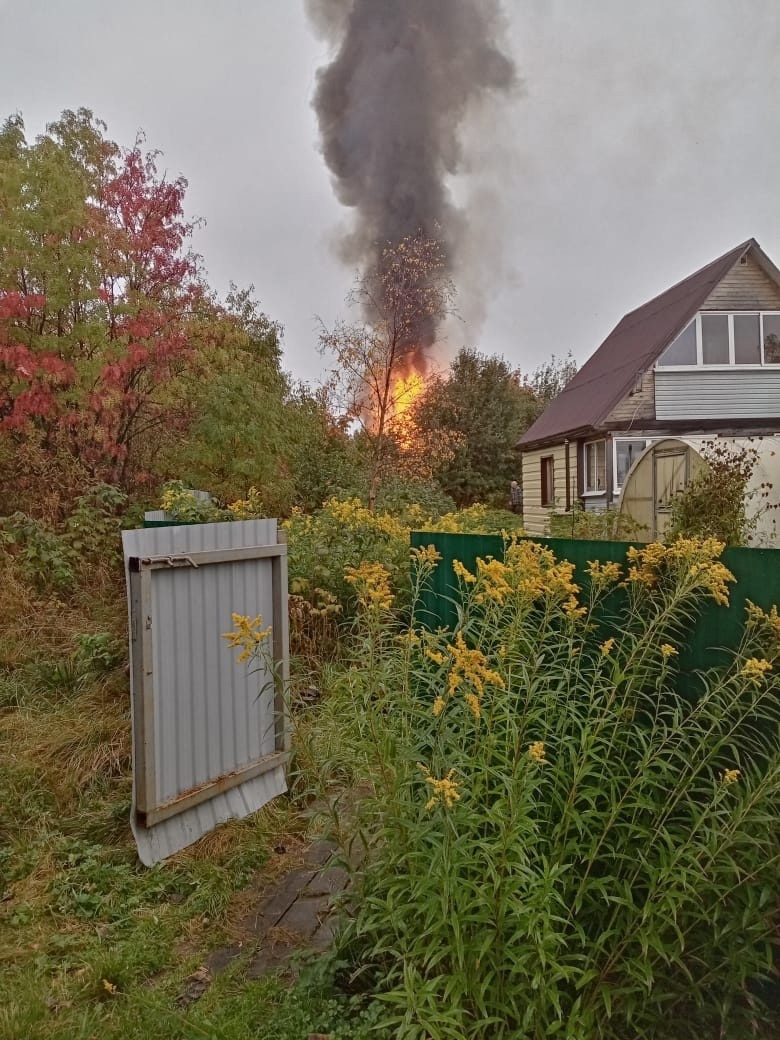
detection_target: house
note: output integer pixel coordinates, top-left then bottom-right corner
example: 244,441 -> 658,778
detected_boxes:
518,238 -> 780,537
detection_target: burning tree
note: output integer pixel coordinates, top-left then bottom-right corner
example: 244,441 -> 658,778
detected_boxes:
318,232 -> 455,511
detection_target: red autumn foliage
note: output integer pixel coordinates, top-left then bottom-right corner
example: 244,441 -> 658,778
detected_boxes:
0,121 -> 205,486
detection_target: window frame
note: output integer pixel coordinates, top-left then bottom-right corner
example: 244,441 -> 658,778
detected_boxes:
656,311 -> 780,369
583,439 -> 607,495
540,455 -> 555,507
612,437 -> 651,495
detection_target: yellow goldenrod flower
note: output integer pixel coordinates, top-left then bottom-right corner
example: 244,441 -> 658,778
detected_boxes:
660,643 -> 678,658
425,648 -> 446,666
741,658 -> 773,685
102,979 -> 118,995
600,638 -> 615,656
563,595 -> 587,620
227,486 -> 264,520
432,695 -> 446,717
586,560 -> 622,583
722,768 -> 740,785
419,764 -> 461,809
452,559 -> 477,584
410,544 -> 442,567
345,561 -> 395,612
528,741 -> 547,763
222,613 -> 272,663
745,601 -> 780,644
464,692 -> 481,719
445,631 -> 505,717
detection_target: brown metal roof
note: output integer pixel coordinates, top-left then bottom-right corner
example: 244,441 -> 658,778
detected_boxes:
518,238 -> 761,449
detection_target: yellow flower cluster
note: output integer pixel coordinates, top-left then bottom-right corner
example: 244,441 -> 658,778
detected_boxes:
740,657 -> 773,685
452,559 -> 477,584
722,768 -> 740,785
410,544 -> 442,568
419,764 -> 461,810
428,631 -> 505,719
222,613 -> 272,663
474,558 -> 512,604
453,540 -> 584,618
345,561 -> 395,612
600,638 -> 615,656
227,486 -> 264,520
745,601 -> 780,644
660,643 -> 678,658
585,559 -> 623,584
625,538 -> 735,605
329,497 -> 407,539
528,740 -> 547,763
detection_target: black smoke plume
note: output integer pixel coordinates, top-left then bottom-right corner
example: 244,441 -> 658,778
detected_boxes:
307,0 -> 516,353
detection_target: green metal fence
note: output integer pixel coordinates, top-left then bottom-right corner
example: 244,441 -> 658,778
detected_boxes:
410,531 -> 780,679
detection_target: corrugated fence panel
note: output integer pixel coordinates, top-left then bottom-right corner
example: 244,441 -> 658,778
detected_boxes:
411,532 -> 780,680
122,519 -> 289,866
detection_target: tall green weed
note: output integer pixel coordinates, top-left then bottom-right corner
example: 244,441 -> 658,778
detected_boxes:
326,537 -> 780,1039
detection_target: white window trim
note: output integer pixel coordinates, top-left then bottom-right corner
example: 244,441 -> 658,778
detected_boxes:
656,311 -> 780,369
612,437 -> 652,495
583,439 -> 607,494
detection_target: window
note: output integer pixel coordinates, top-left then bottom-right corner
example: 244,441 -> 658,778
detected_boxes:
701,314 -> 729,365
614,438 -> 647,491
764,314 -> 780,363
734,314 -> 761,364
658,320 -> 696,366
541,456 -> 555,506
656,312 -> 780,367
584,440 -> 606,493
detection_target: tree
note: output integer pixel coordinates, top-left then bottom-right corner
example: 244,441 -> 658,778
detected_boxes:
412,347 -> 535,506
520,352 -> 578,428
318,232 -> 455,511
0,109 -> 203,493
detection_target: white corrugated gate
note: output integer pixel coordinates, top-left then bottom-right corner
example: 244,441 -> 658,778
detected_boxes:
122,519 -> 289,866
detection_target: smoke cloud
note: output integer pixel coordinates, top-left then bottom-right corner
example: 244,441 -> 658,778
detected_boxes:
307,0 -> 516,354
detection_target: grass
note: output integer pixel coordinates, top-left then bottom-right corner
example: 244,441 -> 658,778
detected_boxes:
0,556 -> 347,1040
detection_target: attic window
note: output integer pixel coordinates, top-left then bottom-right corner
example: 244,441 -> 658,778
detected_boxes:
657,312 -> 780,366
701,315 -> 729,364
658,320 -> 696,366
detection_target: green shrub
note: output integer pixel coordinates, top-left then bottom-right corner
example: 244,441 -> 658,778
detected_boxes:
668,440 -> 763,546
0,512 -> 75,591
284,497 -> 525,622
0,484 -> 127,593
549,500 -> 646,541
326,537 -> 780,1039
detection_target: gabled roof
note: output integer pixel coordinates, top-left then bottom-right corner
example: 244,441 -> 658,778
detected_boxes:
518,238 -> 778,449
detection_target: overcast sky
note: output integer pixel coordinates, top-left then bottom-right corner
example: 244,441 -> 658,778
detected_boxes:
1,1 -> 778,385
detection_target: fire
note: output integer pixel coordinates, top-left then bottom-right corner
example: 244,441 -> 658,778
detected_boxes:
386,369 -> 426,452
391,370 -> 426,427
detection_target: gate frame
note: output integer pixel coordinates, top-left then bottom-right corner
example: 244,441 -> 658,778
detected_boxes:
127,537 -> 290,831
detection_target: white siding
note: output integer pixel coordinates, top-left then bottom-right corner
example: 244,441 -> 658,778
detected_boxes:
655,369 -> 780,420
521,443 -> 578,537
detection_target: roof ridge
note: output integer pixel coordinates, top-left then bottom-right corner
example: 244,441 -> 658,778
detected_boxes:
518,237 -> 771,450
619,239 -> 754,321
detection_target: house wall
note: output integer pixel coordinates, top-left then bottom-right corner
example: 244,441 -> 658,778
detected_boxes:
655,369 -> 780,420
701,255 -> 780,310
604,369 -> 655,426
521,442 -> 578,537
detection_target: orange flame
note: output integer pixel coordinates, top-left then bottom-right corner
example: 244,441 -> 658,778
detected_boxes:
389,369 -> 426,451
392,370 -> 426,426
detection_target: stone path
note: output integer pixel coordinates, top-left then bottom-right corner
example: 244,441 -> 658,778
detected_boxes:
176,839 -> 350,1007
